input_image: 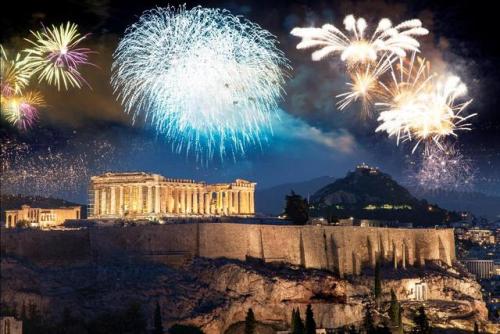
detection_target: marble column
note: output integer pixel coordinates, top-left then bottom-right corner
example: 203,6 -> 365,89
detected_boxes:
147,186 -> 153,213
155,185 -> 160,214
186,189 -> 192,214
101,188 -> 107,215
228,190 -> 233,214
119,186 -> 124,215
180,188 -> 186,214
166,187 -> 172,213
94,189 -> 100,216
110,187 -> 116,215
249,191 -> 254,214
193,189 -> 198,214
198,189 -> 205,215
137,185 -> 143,213
223,191 -> 229,215
172,188 -> 178,213
205,192 -> 211,215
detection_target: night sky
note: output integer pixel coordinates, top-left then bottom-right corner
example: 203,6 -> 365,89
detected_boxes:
1,0 -> 499,203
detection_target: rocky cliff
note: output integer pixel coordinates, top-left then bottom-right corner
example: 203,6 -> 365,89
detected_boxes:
1,254 -> 497,333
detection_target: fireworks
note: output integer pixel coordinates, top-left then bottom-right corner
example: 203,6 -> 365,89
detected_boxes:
24,22 -> 94,90
0,45 -> 31,97
336,54 -> 394,115
291,15 -> 428,66
409,142 -> 475,191
376,57 -> 475,151
112,6 -> 289,161
0,138 -> 116,198
3,91 -> 45,130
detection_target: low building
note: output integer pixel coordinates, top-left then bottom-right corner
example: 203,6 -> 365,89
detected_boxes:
0,316 -> 22,334
463,259 -> 496,280
4,205 -> 81,229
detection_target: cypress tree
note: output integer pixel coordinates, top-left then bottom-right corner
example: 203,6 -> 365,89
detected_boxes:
389,289 -> 400,328
291,308 -> 304,334
412,306 -> 431,334
154,302 -> 164,334
245,308 -> 256,334
363,305 -> 376,334
304,304 -> 316,334
374,260 -> 382,302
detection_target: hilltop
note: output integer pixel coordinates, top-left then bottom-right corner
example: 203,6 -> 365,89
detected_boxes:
310,165 -> 458,226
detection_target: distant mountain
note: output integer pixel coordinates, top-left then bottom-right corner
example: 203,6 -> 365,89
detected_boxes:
409,189 -> 500,220
310,165 -> 456,226
0,194 -> 86,221
255,176 -> 336,215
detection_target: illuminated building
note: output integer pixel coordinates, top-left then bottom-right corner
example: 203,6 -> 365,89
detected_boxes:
88,172 -> 256,219
4,205 -> 81,229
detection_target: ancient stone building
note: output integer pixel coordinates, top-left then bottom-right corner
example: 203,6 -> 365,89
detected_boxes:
4,205 -> 81,229
88,172 -> 256,219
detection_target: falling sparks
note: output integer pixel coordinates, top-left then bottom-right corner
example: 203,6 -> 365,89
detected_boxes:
376,56 -> 476,152
0,138 -> 116,198
111,6 -> 289,162
290,14 -> 428,66
24,22 -> 94,90
409,142 -> 476,192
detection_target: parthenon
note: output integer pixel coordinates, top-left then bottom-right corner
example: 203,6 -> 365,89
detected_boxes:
88,172 -> 256,219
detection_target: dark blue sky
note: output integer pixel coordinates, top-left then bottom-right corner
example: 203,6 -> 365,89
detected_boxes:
1,0 -> 499,203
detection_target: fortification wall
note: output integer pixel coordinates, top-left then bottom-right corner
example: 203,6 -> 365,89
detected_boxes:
0,224 -> 455,275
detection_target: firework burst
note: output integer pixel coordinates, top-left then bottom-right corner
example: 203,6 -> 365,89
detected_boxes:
336,54 -> 394,116
112,6 -> 289,162
1,45 -> 31,97
409,142 -> 475,192
376,56 -> 475,152
290,14 -> 428,66
3,91 -> 45,130
24,22 -> 94,90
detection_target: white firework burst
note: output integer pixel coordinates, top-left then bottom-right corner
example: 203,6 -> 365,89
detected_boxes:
290,14 -> 428,65
111,6 -> 289,162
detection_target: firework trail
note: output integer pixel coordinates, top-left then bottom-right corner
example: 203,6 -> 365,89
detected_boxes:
111,6 -> 289,162
290,14 -> 428,66
24,22 -> 94,90
376,56 -> 476,152
408,142 -> 475,192
3,91 -> 45,130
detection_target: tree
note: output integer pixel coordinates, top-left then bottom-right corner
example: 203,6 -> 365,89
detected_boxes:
154,302 -> 164,334
123,302 -> 147,334
348,325 -> 358,334
284,191 -> 309,225
291,308 -> 304,334
473,322 -> 480,334
169,324 -> 204,334
389,289 -> 402,333
411,306 -> 431,334
374,260 -> 382,301
304,304 -> 316,334
363,305 -> 376,334
244,308 -> 256,334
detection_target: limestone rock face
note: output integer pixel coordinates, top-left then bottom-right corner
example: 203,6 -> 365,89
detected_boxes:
0,256 -> 495,333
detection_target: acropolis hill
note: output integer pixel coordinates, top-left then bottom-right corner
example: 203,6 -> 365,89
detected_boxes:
1,169 -> 496,333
